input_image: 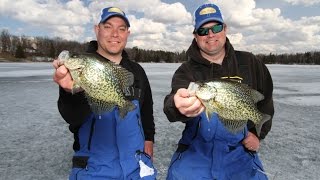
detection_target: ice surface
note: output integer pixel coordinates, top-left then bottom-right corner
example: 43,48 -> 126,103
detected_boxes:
0,63 -> 319,180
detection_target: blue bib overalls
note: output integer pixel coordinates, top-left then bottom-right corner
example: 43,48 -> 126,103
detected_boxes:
167,112 -> 268,180
69,100 -> 157,180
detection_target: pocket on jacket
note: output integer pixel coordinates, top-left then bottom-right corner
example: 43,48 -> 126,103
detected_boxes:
227,152 -> 268,180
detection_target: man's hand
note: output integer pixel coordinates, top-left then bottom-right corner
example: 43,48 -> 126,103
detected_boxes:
52,59 -> 73,92
144,141 -> 154,161
242,131 -> 260,152
174,88 -> 205,117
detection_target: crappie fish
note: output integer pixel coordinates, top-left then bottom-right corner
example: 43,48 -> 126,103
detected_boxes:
57,50 -> 135,118
188,79 -> 270,135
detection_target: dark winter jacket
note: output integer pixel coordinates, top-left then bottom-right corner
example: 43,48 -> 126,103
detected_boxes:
58,41 -> 155,151
163,38 -> 274,140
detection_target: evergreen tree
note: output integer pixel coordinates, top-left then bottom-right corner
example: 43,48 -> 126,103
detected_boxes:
15,44 -> 26,58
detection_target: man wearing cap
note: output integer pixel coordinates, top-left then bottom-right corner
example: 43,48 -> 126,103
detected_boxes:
53,7 -> 157,180
163,3 -> 274,180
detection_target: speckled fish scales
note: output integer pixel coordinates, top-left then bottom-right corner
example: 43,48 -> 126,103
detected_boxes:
62,53 -> 135,118
188,79 -> 270,134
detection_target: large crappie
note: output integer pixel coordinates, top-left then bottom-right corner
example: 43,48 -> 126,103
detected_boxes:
57,50 -> 135,118
188,79 -> 270,135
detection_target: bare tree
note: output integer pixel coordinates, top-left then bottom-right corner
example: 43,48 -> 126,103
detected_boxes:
0,29 -> 11,53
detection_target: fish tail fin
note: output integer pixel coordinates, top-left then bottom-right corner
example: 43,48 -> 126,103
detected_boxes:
119,101 -> 136,119
255,113 -> 271,137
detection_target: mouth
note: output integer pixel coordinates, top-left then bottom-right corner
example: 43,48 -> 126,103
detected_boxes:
109,40 -> 120,44
206,39 -> 217,43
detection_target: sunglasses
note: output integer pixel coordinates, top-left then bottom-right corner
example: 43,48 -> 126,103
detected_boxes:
196,24 -> 224,36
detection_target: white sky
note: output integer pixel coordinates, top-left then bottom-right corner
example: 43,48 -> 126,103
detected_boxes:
0,0 -> 320,54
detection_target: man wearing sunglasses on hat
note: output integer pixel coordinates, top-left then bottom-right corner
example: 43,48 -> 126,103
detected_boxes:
53,6 -> 156,180
163,3 -> 274,180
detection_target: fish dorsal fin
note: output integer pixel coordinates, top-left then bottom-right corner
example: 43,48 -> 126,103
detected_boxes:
250,89 -> 264,103
231,80 -> 264,103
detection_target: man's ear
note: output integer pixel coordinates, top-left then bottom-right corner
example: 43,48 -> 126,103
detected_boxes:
94,24 -> 99,37
223,24 -> 227,32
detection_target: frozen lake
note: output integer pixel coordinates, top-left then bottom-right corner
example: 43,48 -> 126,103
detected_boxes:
0,62 -> 319,180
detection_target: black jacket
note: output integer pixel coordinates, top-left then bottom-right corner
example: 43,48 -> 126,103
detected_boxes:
163,38 -> 274,139
58,41 -> 155,151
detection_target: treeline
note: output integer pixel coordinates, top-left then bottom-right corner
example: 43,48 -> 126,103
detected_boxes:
1,29 -> 319,64
0,29 -> 87,61
126,47 -> 186,63
257,52 -> 320,64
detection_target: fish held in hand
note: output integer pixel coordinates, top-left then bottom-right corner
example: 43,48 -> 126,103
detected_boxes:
188,79 -> 270,135
57,50 -> 135,118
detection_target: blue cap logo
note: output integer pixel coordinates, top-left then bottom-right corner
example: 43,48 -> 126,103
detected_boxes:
194,4 -> 224,31
99,7 -> 130,27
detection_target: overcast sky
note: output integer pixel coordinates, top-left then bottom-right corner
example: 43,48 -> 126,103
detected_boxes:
1,0 -> 319,54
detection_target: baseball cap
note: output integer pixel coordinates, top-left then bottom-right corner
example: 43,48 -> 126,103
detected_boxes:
99,7 -> 130,27
194,3 -> 224,31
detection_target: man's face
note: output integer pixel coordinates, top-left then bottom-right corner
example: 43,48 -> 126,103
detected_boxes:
95,16 -> 130,56
194,22 -> 227,57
